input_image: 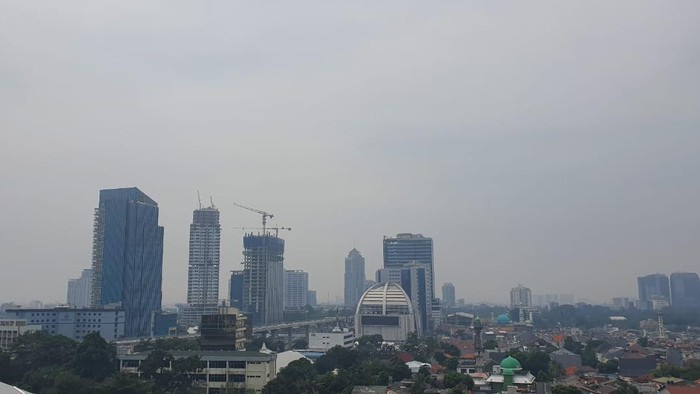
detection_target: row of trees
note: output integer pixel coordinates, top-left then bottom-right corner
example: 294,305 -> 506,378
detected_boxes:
0,332 -> 205,393
262,334 -> 475,394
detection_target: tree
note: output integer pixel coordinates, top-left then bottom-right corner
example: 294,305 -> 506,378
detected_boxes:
314,346 -> 357,374
440,342 -> 461,358
483,339 -> 498,350
637,337 -> 649,347
95,373 -> 153,394
263,358 -> 317,394
10,331 -> 77,374
552,385 -> 583,394
444,372 -> 474,390
292,338 -> 308,349
72,332 -> 118,381
598,359 -> 618,374
611,381 -> 639,394
446,357 -> 459,372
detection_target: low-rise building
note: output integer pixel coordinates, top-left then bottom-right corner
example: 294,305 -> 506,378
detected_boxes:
308,327 -> 355,351
118,350 -> 276,393
0,319 -> 41,349
6,307 -> 125,341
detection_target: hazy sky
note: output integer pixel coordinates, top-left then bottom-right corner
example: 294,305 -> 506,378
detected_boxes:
2,1 -> 699,306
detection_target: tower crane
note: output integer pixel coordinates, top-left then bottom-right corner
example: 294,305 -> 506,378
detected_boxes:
231,226 -> 291,237
232,202 -> 274,235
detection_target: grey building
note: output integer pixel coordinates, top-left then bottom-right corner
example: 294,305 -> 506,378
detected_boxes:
376,261 -> 432,334
442,282 -> 456,308
510,284 -> 532,309
7,307 -> 125,341
229,270 -> 245,310
670,272 -> 700,308
383,233 -> 434,299
67,268 -> 93,308
284,269 -> 309,310
344,248 -> 366,309
182,204 -> 222,328
119,350 -> 277,393
637,274 -> 670,308
242,234 -> 284,326
307,290 -> 317,307
90,187 -> 164,337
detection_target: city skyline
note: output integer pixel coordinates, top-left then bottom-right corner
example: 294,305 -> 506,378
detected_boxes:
2,2 -> 700,306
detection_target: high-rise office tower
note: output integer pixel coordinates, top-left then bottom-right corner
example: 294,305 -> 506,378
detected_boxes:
242,234 -> 284,326
90,187 -> 164,337
376,261 -> 432,334
670,272 -> 700,308
284,270 -> 309,309
344,248 -> 366,308
510,284 -> 532,309
181,204 -> 221,328
637,274 -> 670,306
383,233 -> 434,299
307,290 -> 317,307
67,268 -> 93,308
442,282 -> 455,308
229,270 -> 244,310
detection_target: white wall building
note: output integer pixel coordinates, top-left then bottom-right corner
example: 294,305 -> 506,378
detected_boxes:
67,269 -> 92,308
308,327 -> 355,351
6,307 -> 125,341
284,270 -> 309,309
119,350 -> 276,393
0,319 -> 41,350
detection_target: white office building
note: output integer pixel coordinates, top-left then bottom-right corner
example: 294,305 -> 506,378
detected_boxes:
284,270 -> 309,310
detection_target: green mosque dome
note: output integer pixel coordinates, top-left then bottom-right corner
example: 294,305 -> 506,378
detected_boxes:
496,314 -> 512,325
500,356 -> 522,371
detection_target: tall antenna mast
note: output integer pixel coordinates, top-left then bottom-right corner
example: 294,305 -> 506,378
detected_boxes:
197,190 -> 202,209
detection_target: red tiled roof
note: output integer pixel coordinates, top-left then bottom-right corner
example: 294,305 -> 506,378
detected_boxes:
667,386 -> 700,394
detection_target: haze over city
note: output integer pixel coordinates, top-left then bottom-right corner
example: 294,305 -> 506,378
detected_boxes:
2,1 -> 699,306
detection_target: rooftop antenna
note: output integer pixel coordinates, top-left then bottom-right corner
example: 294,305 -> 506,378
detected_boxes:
197,190 -> 202,209
210,196 -> 216,209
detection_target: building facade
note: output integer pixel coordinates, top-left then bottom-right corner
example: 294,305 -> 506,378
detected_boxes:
182,205 -> 221,328
0,319 -> 41,350
242,234 -> 284,326
67,268 -> 93,308
308,328 -> 355,351
118,350 -> 276,393
637,274 -> 670,309
376,261 -> 432,333
383,233 -> 434,299
355,282 -> 418,342
200,307 -> 251,351
284,270 -> 309,310
307,290 -> 317,307
7,307 -> 125,341
229,270 -> 245,310
510,284 -> 532,309
670,272 -> 700,308
442,282 -> 456,308
90,187 -> 164,337
344,248 -> 366,309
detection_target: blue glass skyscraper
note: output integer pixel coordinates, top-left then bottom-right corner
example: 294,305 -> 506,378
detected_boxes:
91,187 -> 164,337
383,233 -> 434,299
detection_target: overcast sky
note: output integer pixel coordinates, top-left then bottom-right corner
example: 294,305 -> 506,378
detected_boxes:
1,1 -> 699,306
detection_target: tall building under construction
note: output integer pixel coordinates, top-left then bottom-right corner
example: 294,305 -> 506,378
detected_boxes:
242,234 -> 284,326
181,203 -> 221,328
